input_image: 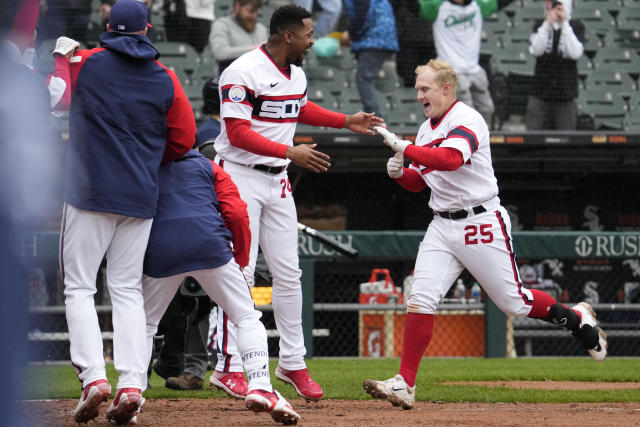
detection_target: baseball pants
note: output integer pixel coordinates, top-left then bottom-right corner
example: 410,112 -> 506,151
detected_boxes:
142,259 -> 272,392
409,200 -> 534,316
61,203 -> 152,390
219,160 -> 307,371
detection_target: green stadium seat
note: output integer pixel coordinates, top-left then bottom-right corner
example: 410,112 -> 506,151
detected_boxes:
156,41 -> 200,76
512,5 -> 544,31
592,48 -> 640,74
577,89 -> 628,130
571,6 -> 616,33
215,0 -> 233,18
490,45 -> 535,77
483,12 -> 513,35
584,69 -> 637,96
190,66 -> 217,89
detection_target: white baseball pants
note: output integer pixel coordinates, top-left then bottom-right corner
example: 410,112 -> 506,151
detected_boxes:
409,203 -> 534,316
219,160 -> 307,371
60,203 -> 152,390
142,259 -> 272,392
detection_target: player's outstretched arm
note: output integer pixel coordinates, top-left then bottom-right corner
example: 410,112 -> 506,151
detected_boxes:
286,144 -> 331,173
345,112 -> 385,135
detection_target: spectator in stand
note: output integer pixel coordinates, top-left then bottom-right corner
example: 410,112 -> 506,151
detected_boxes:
164,0 -> 214,53
293,0 -> 341,39
209,0 -> 268,76
417,0 -> 514,126
342,0 -> 399,115
35,0 -> 92,47
390,0 -> 436,87
526,0 -> 584,130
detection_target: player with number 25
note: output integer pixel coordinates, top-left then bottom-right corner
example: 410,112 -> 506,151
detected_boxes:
363,60 -> 608,410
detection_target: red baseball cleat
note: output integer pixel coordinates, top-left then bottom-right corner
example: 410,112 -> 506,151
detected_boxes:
209,371 -> 248,399
106,387 -> 142,425
275,366 -> 323,401
73,379 -> 111,423
245,389 -> 300,425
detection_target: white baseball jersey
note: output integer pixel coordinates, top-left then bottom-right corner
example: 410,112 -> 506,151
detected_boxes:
214,45 -> 308,167
409,101 -> 498,212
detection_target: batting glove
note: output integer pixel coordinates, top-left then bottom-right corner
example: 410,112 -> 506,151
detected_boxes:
374,126 -> 411,154
52,36 -> 79,57
386,153 -> 404,179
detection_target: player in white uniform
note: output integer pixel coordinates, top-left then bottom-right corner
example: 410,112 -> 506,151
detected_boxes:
363,60 -> 608,410
213,5 -> 383,401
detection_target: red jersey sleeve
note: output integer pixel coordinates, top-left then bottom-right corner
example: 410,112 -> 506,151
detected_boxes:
211,161 -> 251,268
394,167 -> 427,192
404,145 -> 464,171
225,117 -> 289,158
47,56 -> 72,111
298,101 -> 346,128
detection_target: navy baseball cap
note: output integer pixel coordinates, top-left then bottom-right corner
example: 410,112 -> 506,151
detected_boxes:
109,0 -> 151,33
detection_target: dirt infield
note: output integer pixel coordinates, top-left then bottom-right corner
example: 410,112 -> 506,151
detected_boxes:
18,395 -> 640,426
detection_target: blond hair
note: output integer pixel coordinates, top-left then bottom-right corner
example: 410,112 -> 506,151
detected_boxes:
415,59 -> 457,91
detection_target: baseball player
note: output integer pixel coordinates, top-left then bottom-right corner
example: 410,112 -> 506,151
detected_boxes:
213,4 -> 383,401
54,0 -> 195,423
142,150 -> 300,425
363,59 -> 607,410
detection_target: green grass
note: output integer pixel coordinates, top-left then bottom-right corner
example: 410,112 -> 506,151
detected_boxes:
22,358 -> 640,403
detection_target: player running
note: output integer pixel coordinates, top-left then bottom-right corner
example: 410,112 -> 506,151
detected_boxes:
142,150 -> 300,425
363,59 -> 607,410
213,5 -> 383,401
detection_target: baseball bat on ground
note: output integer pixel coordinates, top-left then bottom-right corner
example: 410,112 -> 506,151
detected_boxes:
297,223 -> 359,258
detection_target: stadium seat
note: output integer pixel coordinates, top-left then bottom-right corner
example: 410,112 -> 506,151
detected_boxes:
512,5 -> 543,31
577,89 -> 628,130
215,0 -> 233,18
490,46 -> 534,117
592,48 -> 640,73
156,41 -> 200,76
584,69 -> 637,96
483,12 -> 513,35
190,66 -> 217,89
490,45 -> 535,77
571,6 -> 616,33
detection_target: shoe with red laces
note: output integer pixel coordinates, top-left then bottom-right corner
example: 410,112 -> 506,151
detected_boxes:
106,388 -> 142,425
275,366 -> 323,401
73,379 -> 111,423
245,389 -> 300,425
209,371 -> 248,399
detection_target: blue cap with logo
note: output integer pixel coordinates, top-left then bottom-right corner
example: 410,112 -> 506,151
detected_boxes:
109,0 -> 151,33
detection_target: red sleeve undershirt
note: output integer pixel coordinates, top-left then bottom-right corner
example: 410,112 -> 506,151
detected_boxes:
48,56 -> 72,111
393,146 -> 464,192
298,100 -> 346,128
211,161 -> 251,269
224,101 -> 345,159
225,117 -> 289,158
404,145 -> 464,172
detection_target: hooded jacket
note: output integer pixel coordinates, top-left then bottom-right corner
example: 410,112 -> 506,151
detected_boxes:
61,31 -> 195,218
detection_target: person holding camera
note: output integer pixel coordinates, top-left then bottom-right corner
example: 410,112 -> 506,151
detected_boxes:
526,0 -> 584,130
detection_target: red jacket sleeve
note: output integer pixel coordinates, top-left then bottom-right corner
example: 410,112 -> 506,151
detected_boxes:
394,167 -> 427,192
47,56 -> 72,111
161,67 -> 196,163
404,145 -> 464,171
298,101 -> 346,128
211,161 -> 251,268
225,117 -> 289,158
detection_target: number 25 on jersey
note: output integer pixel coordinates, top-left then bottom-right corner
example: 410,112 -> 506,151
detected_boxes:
464,224 -> 494,245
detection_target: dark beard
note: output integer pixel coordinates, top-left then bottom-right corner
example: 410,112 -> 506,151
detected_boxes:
293,55 -> 304,67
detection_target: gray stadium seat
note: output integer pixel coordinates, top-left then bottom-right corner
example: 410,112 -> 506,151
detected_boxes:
584,69 -> 637,96
593,48 -> 640,73
577,89 -> 628,130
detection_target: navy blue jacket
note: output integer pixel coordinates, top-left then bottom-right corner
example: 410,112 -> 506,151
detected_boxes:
63,32 -> 195,218
144,150 -> 250,278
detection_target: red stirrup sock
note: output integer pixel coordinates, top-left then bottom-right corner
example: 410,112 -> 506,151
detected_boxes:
527,288 -> 559,319
398,313 -> 434,388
